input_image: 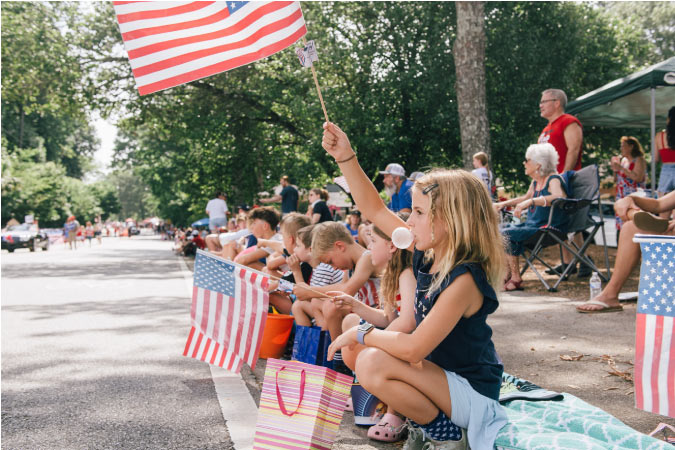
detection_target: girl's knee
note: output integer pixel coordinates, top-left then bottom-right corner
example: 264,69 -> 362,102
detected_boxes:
342,313 -> 360,332
355,347 -> 389,385
322,300 -> 338,317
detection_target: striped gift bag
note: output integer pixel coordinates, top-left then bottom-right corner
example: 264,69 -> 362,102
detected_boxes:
253,359 -> 353,449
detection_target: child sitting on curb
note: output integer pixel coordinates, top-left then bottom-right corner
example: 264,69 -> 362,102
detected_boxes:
294,221 -> 384,373
257,213 -> 312,314
329,214 -> 416,442
291,225 -> 344,329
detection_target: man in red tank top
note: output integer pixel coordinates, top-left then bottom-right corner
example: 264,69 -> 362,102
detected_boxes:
537,89 -> 588,277
538,89 -> 583,173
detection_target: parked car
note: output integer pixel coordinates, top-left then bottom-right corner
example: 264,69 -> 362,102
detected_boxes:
1,223 -> 50,252
587,201 -> 617,248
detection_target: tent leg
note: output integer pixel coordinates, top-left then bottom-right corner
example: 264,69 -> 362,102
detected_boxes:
651,87 -> 656,197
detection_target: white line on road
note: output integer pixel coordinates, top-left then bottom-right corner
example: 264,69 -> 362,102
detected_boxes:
178,256 -> 257,450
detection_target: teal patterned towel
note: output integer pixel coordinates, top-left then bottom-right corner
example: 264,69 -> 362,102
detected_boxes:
496,394 -> 671,450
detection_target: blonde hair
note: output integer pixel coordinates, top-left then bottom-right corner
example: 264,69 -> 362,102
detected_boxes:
414,169 -> 506,295
280,213 -> 311,238
372,212 -> 412,311
311,221 -> 354,260
472,152 -> 488,166
297,224 -> 316,248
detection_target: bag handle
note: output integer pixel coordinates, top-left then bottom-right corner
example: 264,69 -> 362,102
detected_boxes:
275,366 -> 306,416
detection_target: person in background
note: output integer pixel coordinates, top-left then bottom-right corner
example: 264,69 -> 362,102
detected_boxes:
206,191 -> 228,233
611,136 -> 646,234
655,106 -> 675,220
85,221 -> 95,247
495,144 -> 568,291
307,188 -> 333,223
538,88 -> 589,277
380,163 -> 413,213
344,209 -> 362,243
471,151 -> 495,199
64,216 -> 79,250
259,175 -> 299,216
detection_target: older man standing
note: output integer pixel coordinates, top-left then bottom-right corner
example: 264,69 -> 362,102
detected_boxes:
538,88 -> 583,173
205,191 -> 228,233
380,163 -> 413,213
538,88 -> 588,276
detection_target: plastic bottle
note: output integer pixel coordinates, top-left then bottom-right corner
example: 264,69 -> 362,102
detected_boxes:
589,272 -> 601,300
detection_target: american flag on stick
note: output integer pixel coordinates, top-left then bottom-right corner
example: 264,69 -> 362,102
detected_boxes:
112,1 -> 307,95
183,250 -> 269,373
633,234 -> 675,418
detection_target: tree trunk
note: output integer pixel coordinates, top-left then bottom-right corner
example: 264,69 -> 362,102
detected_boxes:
454,2 -> 490,170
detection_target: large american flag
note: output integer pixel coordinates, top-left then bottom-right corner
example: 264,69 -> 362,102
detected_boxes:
183,250 -> 269,373
113,1 -> 307,95
633,234 -> 675,418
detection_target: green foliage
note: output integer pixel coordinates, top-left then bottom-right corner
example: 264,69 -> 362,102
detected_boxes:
1,1 -> 100,178
2,1 -> 668,226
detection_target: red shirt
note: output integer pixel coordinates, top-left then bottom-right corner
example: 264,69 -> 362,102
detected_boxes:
538,114 -> 582,173
192,234 -> 206,250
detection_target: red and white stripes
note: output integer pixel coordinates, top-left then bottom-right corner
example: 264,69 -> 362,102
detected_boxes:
113,1 -> 307,95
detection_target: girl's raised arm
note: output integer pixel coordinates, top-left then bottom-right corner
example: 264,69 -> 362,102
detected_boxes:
322,122 -> 406,238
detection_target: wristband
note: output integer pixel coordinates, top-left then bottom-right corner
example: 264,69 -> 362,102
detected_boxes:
336,153 -> 356,164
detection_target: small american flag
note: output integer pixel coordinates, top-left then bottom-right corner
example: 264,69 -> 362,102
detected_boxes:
113,1 -> 307,95
183,250 -> 269,373
633,234 -> 675,418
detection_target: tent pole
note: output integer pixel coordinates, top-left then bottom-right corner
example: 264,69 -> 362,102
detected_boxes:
650,87 -> 656,197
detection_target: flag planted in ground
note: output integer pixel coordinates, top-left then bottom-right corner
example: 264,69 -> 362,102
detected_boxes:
633,234 -> 675,418
183,250 -> 269,373
113,1 -> 307,95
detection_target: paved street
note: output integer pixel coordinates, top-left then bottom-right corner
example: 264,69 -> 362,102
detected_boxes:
1,237 -> 233,449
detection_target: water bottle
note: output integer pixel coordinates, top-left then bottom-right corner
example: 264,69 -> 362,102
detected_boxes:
589,272 -> 601,300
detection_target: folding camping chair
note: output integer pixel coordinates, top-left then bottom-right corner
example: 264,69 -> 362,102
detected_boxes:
520,164 -> 611,292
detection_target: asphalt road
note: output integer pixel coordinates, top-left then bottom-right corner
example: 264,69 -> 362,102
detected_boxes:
1,236 -> 232,449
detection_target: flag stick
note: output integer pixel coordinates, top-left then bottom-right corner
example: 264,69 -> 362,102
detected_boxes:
303,37 -> 329,123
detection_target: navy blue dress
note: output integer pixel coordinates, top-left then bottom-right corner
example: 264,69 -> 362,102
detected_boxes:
413,250 -> 503,401
502,174 -> 568,256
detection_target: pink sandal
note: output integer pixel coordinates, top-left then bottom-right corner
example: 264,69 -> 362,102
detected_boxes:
367,413 -> 407,442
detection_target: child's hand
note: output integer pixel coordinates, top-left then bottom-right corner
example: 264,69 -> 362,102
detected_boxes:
327,326 -> 358,361
327,291 -> 357,311
293,282 -> 314,301
267,279 -> 279,291
287,254 -> 301,271
322,122 -> 354,162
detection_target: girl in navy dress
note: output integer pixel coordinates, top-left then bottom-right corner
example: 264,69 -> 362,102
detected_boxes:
323,122 -> 507,449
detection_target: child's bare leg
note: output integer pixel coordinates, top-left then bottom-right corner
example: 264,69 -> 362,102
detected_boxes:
322,299 -> 347,341
205,234 -> 222,252
269,292 -> 293,315
291,301 -> 313,326
310,298 -> 325,328
340,313 -> 362,370
219,241 -> 238,260
355,348 -> 450,424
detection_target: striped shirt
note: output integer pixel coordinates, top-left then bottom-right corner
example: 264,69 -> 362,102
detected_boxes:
310,263 -> 344,287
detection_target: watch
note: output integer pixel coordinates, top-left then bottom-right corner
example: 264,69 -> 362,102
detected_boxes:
357,322 -> 375,345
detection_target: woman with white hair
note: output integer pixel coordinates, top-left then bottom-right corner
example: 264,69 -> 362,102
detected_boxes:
495,143 -> 568,291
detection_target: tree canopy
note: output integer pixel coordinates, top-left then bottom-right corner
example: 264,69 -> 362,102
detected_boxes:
2,1 -> 671,227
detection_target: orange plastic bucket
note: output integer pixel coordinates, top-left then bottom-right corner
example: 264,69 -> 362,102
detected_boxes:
259,314 -> 294,359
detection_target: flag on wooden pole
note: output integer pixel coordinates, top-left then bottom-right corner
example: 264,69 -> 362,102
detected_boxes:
113,1 -> 307,95
633,234 -> 675,418
183,250 -> 269,373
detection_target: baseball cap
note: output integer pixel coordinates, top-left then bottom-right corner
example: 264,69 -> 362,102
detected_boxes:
379,163 -> 405,177
408,171 -> 425,182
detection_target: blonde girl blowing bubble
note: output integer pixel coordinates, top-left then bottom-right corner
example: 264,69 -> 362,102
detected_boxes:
323,122 -> 508,450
